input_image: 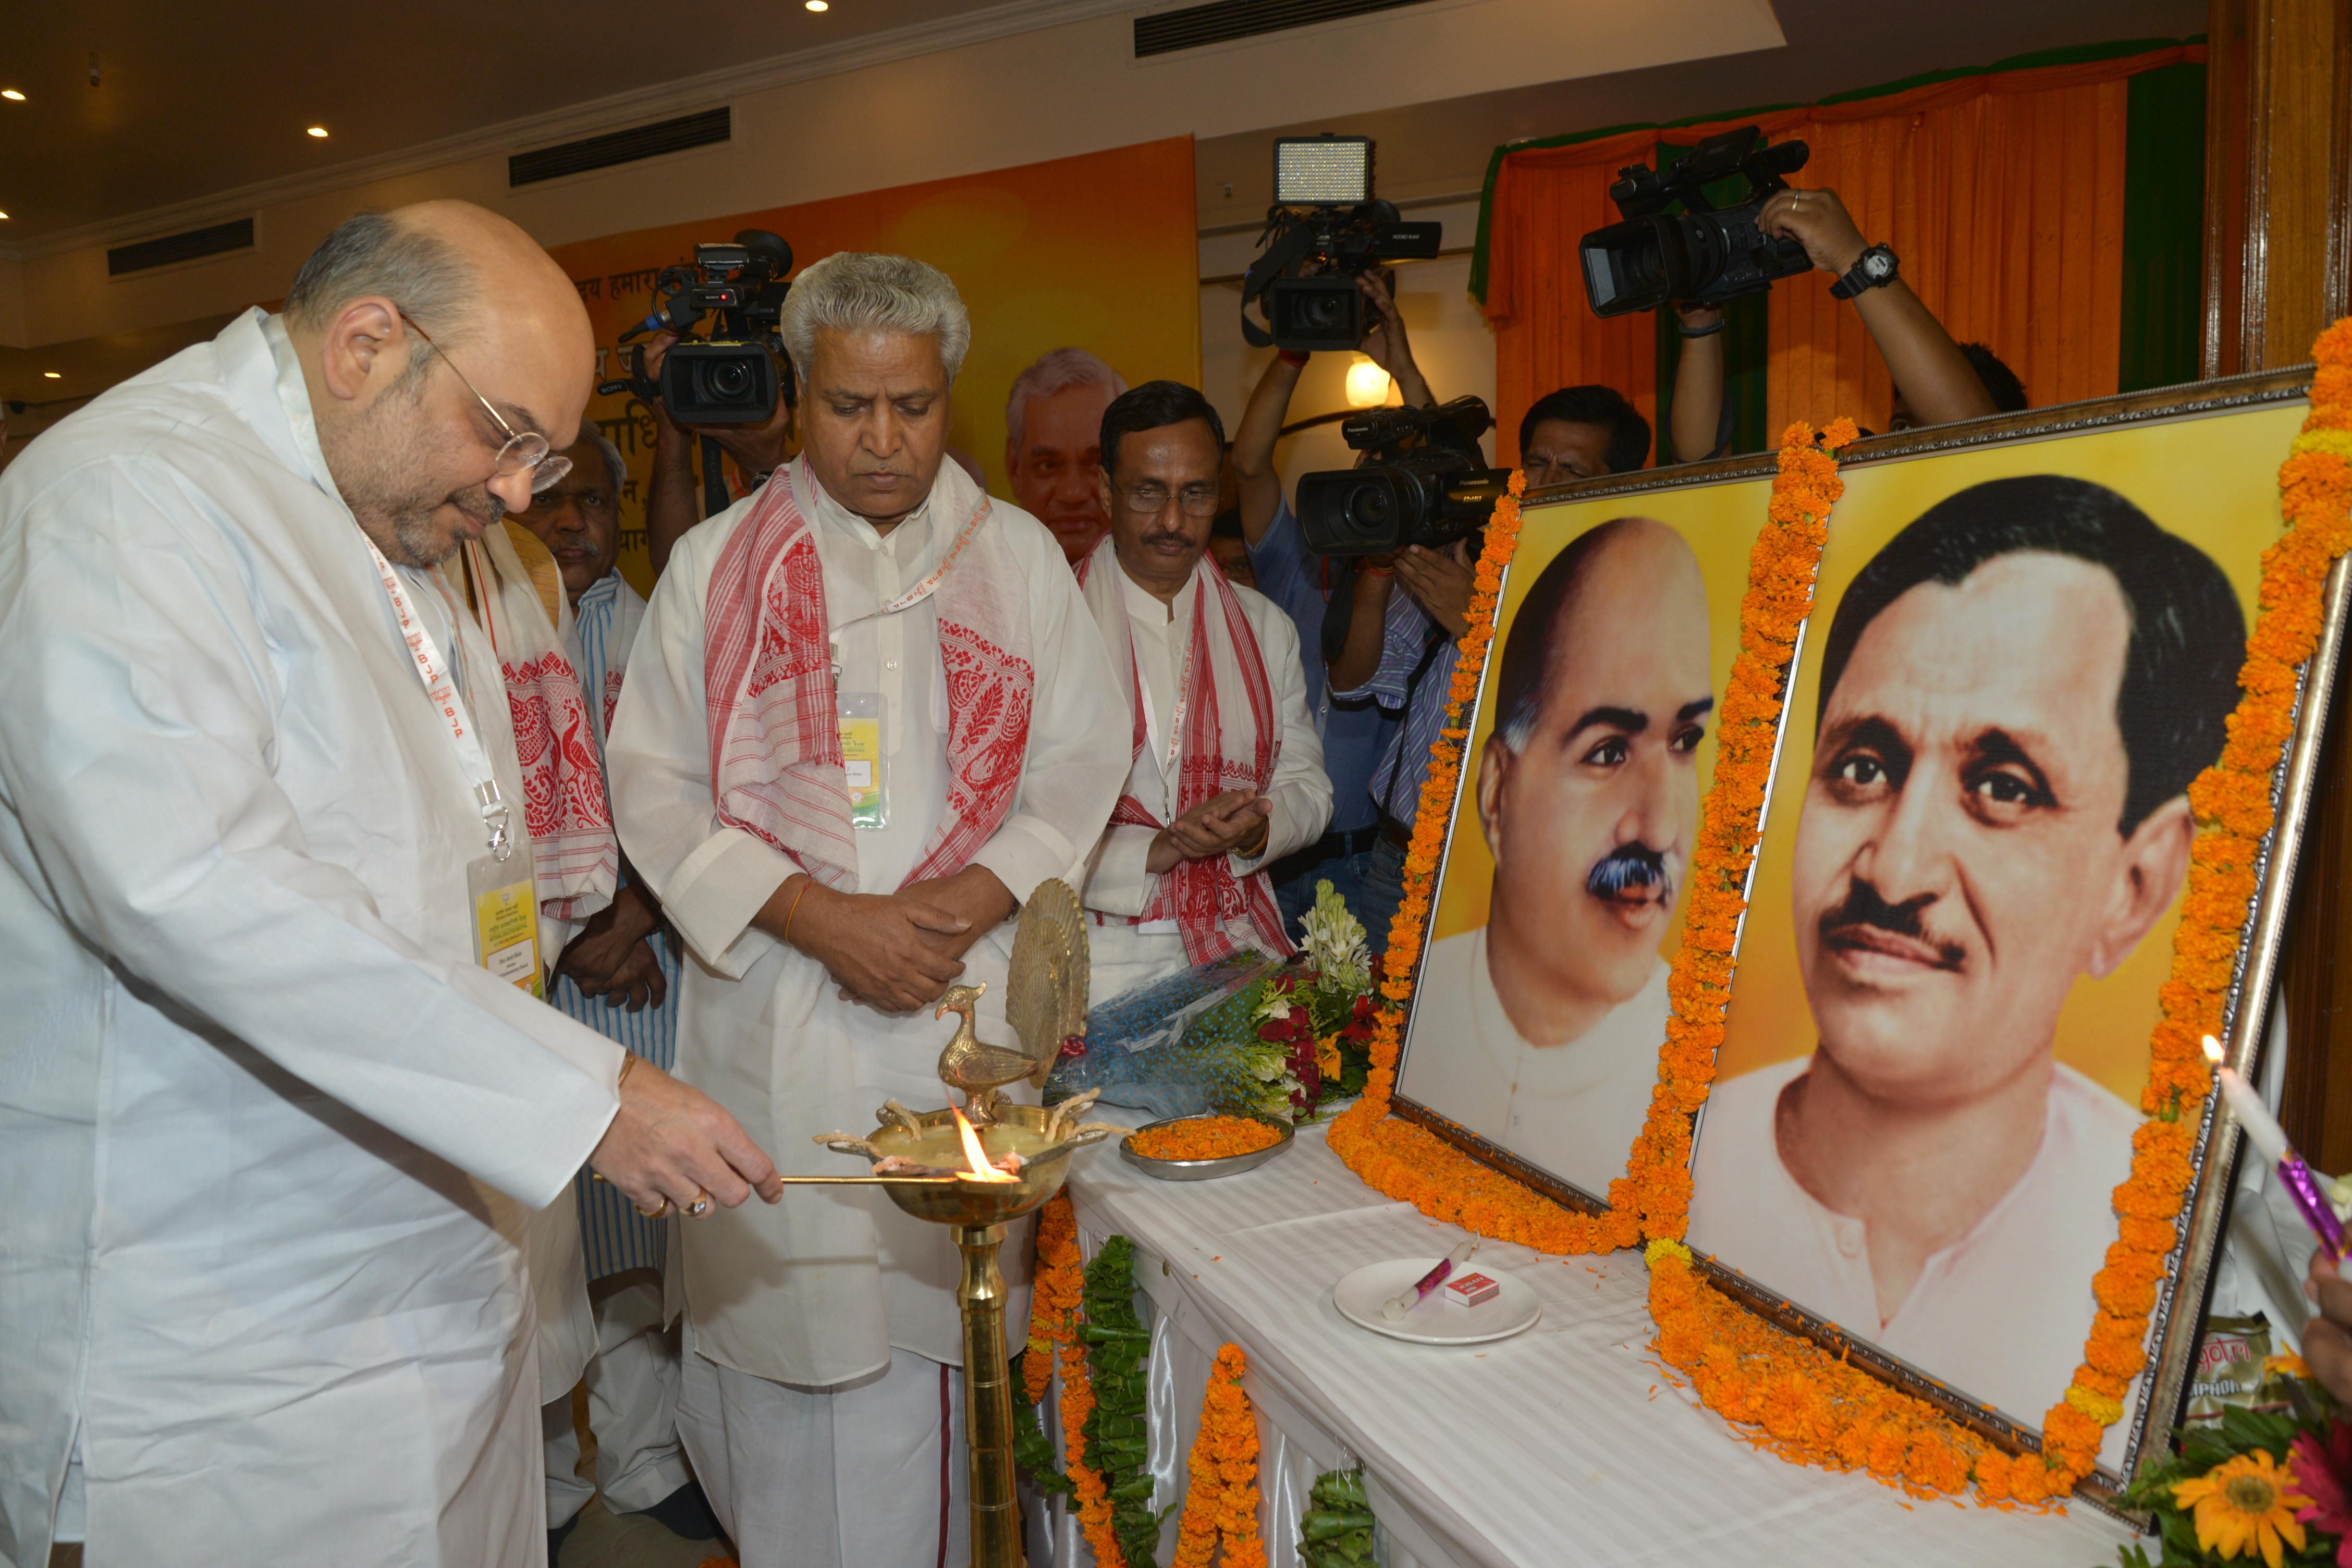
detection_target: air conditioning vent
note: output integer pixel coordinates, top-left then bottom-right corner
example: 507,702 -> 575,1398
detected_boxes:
509,107 -> 730,187
107,217 -> 254,276
1134,0 -> 1431,57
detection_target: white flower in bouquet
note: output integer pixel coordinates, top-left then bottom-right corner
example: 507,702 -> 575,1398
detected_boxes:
1300,879 -> 1371,995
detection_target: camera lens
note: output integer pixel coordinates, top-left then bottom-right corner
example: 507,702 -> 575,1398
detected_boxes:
1304,294 -> 1349,328
1343,481 -> 1393,538
703,359 -> 754,401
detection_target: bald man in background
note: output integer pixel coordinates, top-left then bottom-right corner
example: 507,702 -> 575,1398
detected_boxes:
1402,519 -> 1712,1199
0,201 -> 780,1568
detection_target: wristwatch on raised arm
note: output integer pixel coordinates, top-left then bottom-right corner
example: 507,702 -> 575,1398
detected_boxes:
1830,242 -> 1900,300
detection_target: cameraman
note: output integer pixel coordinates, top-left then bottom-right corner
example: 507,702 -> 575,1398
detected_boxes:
1668,185 -> 2023,461
1327,378 -> 1648,957
639,329 -> 796,575
1230,271 -> 1422,938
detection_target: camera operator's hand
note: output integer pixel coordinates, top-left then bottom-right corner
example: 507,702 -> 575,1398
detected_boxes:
644,331 -> 797,476
1394,539 -> 1474,640
1356,272 -> 1435,408
1757,187 -> 1998,430
1756,187 -> 1868,278
1668,304 -> 1731,464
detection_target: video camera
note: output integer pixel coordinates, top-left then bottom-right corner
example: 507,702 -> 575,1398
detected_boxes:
598,229 -> 794,424
1296,396 -> 1510,558
1578,126 -> 1811,317
1241,136 -> 1442,352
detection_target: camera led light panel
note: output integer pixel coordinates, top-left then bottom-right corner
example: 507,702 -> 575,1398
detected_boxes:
1275,137 -> 1373,206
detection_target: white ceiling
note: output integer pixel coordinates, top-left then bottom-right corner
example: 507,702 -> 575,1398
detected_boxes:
0,0 -> 1047,243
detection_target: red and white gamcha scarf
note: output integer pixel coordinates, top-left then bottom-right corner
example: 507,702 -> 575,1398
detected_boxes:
461,526 -> 619,924
1077,535 -> 1291,964
702,457 -> 1035,892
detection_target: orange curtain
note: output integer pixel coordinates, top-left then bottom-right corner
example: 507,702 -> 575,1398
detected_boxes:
1481,130 -> 1660,465
1481,46 -> 2200,452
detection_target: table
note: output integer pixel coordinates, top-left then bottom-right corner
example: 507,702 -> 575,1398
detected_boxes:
1028,1118 -> 2141,1568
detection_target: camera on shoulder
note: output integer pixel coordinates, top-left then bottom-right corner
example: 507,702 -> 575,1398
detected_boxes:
1240,136 -> 1442,353
598,229 -> 794,424
1578,126 -> 1811,317
1296,397 -> 1510,558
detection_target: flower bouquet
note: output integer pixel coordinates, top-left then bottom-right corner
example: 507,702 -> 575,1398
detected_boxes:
1044,881 -> 1382,1123
2117,1357 -> 2349,1568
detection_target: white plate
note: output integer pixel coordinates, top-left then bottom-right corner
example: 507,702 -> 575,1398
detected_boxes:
1332,1258 -> 1541,1345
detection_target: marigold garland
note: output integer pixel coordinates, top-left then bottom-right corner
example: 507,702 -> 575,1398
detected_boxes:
1331,419 -> 1852,1252
1024,1193 -> 1127,1563
1171,1344 -> 1267,1568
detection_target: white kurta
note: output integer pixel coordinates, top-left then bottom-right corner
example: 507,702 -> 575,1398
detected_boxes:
607,458 -> 1126,1387
1688,1055 -> 2142,1469
0,308 -> 627,1568
1082,565 -> 1330,1005
1399,927 -> 1668,1203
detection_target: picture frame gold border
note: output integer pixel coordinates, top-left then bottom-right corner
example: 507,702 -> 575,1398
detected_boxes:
1388,364 -> 2335,1517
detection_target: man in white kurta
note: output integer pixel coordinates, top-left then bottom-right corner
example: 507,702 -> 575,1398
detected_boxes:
606,252 -> 1125,1567
1075,381 -> 1329,1002
1398,518 -> 1712,1203
0,202 -> 779,1568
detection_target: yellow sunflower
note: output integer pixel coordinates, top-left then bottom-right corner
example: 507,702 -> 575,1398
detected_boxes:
2171,1449 -> 2313,1567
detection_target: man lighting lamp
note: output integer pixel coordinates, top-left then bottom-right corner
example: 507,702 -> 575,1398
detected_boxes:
1403,518 -> 1712,1199
605,251 -> 1126,1565
1689,476 -> 2245,1467
0,202 -> 780,1568
1075,380 -> 1330,1000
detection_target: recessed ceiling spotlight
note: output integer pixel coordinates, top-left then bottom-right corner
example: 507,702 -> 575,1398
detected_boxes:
0,211 -> 10,221
1,90 -> 24,102
43,371 -> 62,379
805,2 -> 828,11
306,125 -> 329,138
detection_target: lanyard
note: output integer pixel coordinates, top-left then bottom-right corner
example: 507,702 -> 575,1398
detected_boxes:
1134,593 -> 1198,782
364,536 -> 516,861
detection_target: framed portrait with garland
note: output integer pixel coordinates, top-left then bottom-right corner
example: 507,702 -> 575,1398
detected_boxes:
1349,334 -> 2352,1514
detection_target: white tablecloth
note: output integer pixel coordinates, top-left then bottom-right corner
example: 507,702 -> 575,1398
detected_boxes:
1028,1118 -> 2141,1568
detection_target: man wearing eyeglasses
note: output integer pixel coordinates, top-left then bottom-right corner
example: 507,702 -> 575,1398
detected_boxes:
0,201 -> 782,1568
1075,381 -> 1330,1005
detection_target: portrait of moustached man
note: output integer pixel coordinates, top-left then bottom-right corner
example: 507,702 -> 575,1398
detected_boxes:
1688,474 -> 2246,1470
1400,516 -> 1713,1200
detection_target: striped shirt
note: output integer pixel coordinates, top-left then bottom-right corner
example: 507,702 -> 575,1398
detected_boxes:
557,570 -> 684,1281
1331,584 -> 1458,828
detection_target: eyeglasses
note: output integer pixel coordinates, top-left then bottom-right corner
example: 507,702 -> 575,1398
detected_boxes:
399,313 -> 571,494
1117,480 -> 1220,517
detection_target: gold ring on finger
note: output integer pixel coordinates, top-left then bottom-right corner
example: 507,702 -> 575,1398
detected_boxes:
687,1190 -> 714,1219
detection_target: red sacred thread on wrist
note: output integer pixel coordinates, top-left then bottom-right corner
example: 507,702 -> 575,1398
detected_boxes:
1363,565 -> 1394,576
1278,350 -> 1310,368
782,879 -> 813,947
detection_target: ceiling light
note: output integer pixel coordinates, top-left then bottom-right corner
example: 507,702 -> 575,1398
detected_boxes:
0,212 -> 10,221
43,371 -> 61,379
1,90 -> 23,102
806,2 -> 828,11
306,125 -> 329,138
1345,357 -> 1391,408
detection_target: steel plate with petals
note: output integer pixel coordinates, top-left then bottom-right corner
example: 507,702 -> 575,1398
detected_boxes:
1118,1112 -> 1295,1181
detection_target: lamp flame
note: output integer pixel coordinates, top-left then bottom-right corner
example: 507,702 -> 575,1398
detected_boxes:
953,1107 -> 1017,1183
2203,1034 -> 2225,1065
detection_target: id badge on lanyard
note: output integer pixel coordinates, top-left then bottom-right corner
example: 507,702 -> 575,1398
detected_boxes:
838,691 -> 886,830
366,538 -> 543,995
